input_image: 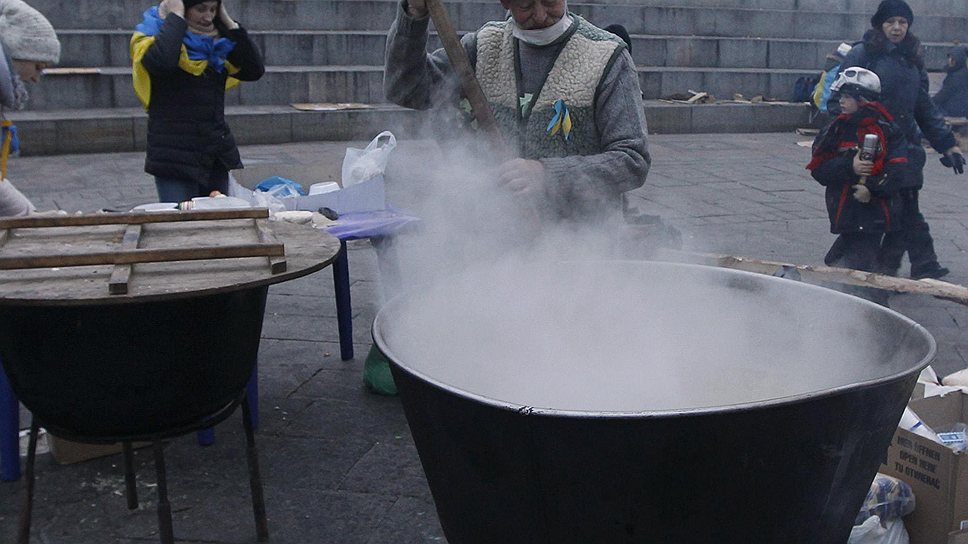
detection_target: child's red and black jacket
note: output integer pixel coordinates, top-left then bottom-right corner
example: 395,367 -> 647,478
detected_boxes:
806,102 -> 909,234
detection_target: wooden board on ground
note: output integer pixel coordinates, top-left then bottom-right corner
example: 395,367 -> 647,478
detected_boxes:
42,67 -> 101,75
657,249 -> 968,306
290,102 -> 374,111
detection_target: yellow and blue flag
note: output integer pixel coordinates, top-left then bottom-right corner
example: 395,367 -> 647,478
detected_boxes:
130,7 -> 240,109
545,99 -> 572,141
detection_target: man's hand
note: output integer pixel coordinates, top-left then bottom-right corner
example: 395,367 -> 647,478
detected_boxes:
852,184 -> 872,203
497,158 -> 546,195
941,146 -> 965,175
218,2 -> 240,29
852,152 -> 874,177
159,0 -> 184,18
405,0 -> 428,18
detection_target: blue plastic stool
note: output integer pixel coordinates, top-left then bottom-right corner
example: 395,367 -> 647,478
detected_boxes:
1,358 -> 20,481
323,209 -> 417,361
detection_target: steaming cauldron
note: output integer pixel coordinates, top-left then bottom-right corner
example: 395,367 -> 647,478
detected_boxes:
373,260 -> 935,544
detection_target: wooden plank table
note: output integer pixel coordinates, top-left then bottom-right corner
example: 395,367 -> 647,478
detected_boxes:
0,209 -> 340,304
0,209 -> 341,483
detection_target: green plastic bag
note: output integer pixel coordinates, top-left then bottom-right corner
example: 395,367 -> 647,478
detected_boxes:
362,344 -> 397,396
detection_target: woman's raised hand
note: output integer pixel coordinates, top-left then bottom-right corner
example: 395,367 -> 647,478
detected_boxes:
159,0 -> 184,18
219,2 -> 240,29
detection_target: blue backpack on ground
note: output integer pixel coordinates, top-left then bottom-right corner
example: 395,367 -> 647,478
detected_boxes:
793,74 -> 820,103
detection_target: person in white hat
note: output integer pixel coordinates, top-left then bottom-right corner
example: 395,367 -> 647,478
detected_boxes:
0,0 -> 61,216
807,67 -> 909,305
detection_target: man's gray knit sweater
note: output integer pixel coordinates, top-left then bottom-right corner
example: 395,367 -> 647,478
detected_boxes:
383,2 -> 650,216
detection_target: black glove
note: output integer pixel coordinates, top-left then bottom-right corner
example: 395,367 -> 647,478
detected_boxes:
940,152 -> 965,175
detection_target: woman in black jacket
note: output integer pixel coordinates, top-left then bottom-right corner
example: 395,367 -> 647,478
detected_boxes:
933,45 -> 968,118
131,0 -> 264,203
829,0 -> 965,280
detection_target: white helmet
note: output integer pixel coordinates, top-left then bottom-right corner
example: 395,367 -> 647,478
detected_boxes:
830,67 -> 881,100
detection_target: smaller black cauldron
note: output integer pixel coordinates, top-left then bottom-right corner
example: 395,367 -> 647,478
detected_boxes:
0,216 -> 341,544
0,287 -> 266,441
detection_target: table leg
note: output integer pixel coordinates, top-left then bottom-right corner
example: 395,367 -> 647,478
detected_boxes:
0,358 -> 21,481
246,363 -> 259,431
196,364 -> 260,446
333,240 -> 354,361
196,427 -> 215,447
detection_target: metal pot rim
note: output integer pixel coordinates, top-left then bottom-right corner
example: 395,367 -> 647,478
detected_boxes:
373,261 -> 936,418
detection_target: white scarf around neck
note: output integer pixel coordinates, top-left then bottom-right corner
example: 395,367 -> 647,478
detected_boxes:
511,13 -> 573,46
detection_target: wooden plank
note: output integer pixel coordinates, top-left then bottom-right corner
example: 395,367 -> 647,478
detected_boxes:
0,221 -> 341,304
658,249 -> 968,306
0,243 -> 285,270
108,224 -> 143,295
424,0 -> 508,157
254,218 -> 287,274
0,208 -> 269,229
42,67 -> 101,75
290,102 -> 373,111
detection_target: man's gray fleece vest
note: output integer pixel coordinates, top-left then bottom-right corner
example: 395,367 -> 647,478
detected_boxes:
474,16 -> 624,159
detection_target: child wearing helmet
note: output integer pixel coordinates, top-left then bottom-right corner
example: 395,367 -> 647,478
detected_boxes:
806,66 -> 909,305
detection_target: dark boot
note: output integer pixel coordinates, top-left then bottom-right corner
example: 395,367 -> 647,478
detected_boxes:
910,262 -> 950,280
824,235 -> 847,266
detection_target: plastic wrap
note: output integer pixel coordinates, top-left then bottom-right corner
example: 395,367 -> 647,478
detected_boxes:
855,473 -> 916,526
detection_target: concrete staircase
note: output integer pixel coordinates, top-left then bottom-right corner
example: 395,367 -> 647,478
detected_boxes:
10,0 -> 968,155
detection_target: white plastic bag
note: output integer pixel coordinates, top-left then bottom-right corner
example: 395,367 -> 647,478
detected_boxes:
848,516 -> 909,544
0,178 -> 36,216
341,131 -> 396,187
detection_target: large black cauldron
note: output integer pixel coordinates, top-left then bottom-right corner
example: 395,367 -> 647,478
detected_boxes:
373,260 -> 935,544
0,287 -> 266,440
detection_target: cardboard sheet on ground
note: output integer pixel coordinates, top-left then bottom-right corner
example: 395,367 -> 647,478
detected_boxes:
290,102 -> 373,111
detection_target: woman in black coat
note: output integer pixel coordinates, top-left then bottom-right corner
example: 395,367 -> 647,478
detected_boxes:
132,0 -> 264,203
933,45 -> 968,118
829,0 -> 965,280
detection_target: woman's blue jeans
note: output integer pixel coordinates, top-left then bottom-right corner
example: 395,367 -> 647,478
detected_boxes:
154,176 -> 229,203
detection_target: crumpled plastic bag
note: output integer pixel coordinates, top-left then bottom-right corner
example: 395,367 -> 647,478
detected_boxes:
252,190 -> 287,216
341,131 -> 396,187
255,176 -> 305,197
848,516 -> 909,544
855,473 -> 916,526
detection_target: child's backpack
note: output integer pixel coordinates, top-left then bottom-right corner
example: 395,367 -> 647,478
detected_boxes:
809,42 -> 855,112
811,66 -> 842,112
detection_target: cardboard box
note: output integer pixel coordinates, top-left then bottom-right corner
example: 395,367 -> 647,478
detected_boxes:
49,435 -> 149,465
230,161 -> 385,214
881,393 -> 968,544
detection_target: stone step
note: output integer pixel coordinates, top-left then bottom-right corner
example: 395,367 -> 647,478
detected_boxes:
57,29 -> 957,72
439,0 -> 967,14
34,0 -> 968,41
7,101 -> 819,156
30,65 -> 823,110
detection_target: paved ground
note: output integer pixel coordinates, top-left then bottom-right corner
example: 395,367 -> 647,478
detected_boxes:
1,132 -> 966,543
